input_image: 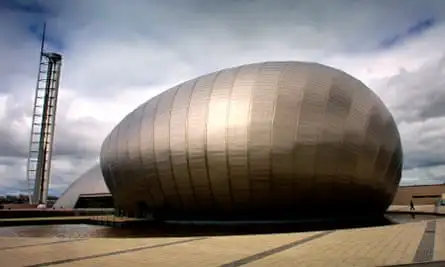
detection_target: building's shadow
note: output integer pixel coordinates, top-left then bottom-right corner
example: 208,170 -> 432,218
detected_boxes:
7,214 -> 436,239
88,216 -> 395,238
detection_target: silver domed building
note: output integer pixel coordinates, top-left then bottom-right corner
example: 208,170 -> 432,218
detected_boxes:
100,61 -> 403,220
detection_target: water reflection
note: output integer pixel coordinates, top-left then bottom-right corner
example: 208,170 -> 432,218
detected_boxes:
0,217 -> 399,238
0,224 -> 135,238
385,214 -> 440,224
0,214 -> 439,238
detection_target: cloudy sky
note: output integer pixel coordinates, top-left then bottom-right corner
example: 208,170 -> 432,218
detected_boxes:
1,0 -> 445,196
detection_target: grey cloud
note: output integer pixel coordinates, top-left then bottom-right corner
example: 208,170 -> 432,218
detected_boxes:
53,117 -> 106,159
398,115 -> 445,172
373,55 -> 445,123
49,158 -> 100,192
0,91 -> 105,159
0,94 -> 109,195
2,0 -> 445,194
420,95 -> 445,120
0,156 -> 27,195
31,0 -> 445,99
402,164 -> 445,185
0,128 -> 27,158
400,177 -> 445,186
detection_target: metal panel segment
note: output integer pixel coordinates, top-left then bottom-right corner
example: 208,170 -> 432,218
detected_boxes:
348,82 -> 375,188
206,68 -> 238,210
170,80 -> 198,210
271,63 -> 308,207
125,103 -> 155,209
385,140 -> 403,203
139,95 -> 165,208
362,104 -> 385,192
385,113 -> 403,192
338,76 -> 363,184
115,113 -> 134,211
187,72 -> 219,209
295,64 -> 332,200
106,126 -> 122,208
248,62 -> 286,208
226,64 -> 260,210
318,71 -> 354,204
310,66 -> 337,202
100,133 -> 114,196
154,86 -> 182,210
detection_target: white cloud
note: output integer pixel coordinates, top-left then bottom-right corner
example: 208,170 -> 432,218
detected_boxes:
1,0 -> 445,196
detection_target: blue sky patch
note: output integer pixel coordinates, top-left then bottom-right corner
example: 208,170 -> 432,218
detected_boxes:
380,17 -> 437,49
0,0 -> 48,14
27,23 -> 65,51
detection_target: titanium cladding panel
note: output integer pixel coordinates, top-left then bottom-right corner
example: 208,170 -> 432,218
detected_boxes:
100,61 -> 403,219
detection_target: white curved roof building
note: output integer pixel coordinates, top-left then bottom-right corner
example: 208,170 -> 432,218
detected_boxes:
53,164 -> 110,208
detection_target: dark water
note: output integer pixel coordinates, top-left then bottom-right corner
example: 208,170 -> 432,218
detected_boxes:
385,213 -> 440,224
0,224 -> 151,238
0,214 -> 438,238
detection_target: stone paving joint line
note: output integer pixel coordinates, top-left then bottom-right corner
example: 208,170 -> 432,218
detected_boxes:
0,238 -> 86,251
413,220 -> 436,263
24,237 -> 209,267
218,231 -> 334,267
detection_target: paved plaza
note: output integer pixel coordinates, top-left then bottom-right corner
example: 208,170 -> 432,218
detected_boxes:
0,218 -> 443,267
388,205 -> 445,214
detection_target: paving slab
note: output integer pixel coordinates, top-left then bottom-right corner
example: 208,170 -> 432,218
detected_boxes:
434,219 -> 445,262
243,222 -> 426,267
0,236 -> 76,250
388,205 -> 445,214
62,232 -> 321,267
0,219 -> 444,267
0,237 -> 191,266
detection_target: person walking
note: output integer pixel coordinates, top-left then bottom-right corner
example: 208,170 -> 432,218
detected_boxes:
410,200 -> 415,211
409,199 -> 416,219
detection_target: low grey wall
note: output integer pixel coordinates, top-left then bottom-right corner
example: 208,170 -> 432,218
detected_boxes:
0,208 -> 114,219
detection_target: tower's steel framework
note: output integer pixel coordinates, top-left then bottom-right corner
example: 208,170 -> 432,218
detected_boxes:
26,24 -> 63,204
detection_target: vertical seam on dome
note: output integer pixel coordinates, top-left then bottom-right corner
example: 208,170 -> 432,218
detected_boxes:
108,130 -> 120,206
373,106 -> 393,197
292,65 -> 307,207
123,112 -> 133,210
100,135 -> 114,196
246,64 -> 261,207
124,109 -> 140,212
353,89 -> 374,199
394,126 -> 403,186
167,86 -> 185,210
151,94 -> 167,208
224,67 -> 242,212
311,65 -> 331,204
334,74 -> 353,206
269,62 -> 289,205
184,79 -> 199,211
114,121 -> 125,208
137,101 -> 156,209
367,106 -> 382,186
204,71 -> 223,211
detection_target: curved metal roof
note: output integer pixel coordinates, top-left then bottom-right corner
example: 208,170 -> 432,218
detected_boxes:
99,61 -> 402,219
53,164 -> 110,208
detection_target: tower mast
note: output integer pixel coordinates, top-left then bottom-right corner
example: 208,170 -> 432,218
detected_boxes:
26,23 -> 63,205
